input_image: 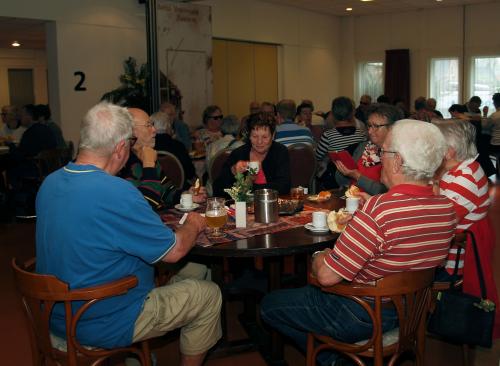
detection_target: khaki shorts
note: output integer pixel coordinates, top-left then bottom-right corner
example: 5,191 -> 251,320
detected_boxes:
132,278 -> 222,355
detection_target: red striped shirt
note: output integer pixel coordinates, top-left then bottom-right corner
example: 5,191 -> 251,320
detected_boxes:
439,158 -> 491,274
324,184 -> 456,284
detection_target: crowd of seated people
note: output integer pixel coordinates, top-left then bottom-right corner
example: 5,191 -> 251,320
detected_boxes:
26,88 -> 500,365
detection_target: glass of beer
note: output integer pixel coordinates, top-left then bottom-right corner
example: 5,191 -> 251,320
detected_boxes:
205,197 -> 228,238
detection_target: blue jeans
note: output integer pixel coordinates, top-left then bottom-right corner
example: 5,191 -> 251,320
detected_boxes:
260,285 -> 398,366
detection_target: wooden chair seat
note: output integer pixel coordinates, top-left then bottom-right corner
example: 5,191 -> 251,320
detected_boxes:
12,257 -> 152,366
307,268 -> 436,366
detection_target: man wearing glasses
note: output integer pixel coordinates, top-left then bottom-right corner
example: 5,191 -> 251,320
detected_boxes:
36,102 -> 221,366
261,119 -> 457,366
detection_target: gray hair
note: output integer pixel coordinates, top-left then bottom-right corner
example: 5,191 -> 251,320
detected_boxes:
79,102 -> 133,155
150,111 -> 173,135
221,115 -> 240,136
389,119 -> 447,181
432,119 -> 477,161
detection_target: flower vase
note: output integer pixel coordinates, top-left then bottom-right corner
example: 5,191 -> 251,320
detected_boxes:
235,201 -> 247,228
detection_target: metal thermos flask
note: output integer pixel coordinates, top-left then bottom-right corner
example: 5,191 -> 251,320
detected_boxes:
254,189 -> 279,223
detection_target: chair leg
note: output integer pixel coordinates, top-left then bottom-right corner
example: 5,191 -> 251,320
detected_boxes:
141,340 -> 152,366
462,344 -> 469,366
416,315 -> 426,365
306,334 -> 315,366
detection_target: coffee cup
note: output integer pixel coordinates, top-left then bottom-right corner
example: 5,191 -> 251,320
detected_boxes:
247,161 -> 260,174
312,211 -> 327,229
346,197 -> 360,213
180,193 -> 193,208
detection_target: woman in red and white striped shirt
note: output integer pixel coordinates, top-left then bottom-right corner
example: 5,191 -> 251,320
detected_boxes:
434,119 -> 499,338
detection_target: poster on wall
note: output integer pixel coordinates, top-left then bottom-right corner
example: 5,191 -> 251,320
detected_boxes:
156,0 -> 212,129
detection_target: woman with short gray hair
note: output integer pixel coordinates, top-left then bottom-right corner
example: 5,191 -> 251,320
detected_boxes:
432,118 -> 499,336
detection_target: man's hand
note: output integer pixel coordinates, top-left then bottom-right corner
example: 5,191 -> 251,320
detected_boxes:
185,212 -> 207,233
191,186 -> 208,203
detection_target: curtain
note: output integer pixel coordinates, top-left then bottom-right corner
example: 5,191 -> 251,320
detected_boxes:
384,49 -> 410,111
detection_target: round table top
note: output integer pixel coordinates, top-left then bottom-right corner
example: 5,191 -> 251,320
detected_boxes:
190,194 -> 344,258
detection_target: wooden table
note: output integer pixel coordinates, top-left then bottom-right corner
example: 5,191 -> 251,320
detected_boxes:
189,196 -> 344,365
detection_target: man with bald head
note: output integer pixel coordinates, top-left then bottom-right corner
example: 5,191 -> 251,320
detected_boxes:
120,108 -> 206,210
36,102 -> 221,366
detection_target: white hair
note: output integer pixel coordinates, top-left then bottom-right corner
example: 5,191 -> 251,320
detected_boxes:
79,102 -> 133,155
389,119 -> 447,181
150,111 -> 173,135
432,119 -> 477,161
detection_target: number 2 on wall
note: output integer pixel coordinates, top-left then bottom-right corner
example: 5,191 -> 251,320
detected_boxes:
74,71 -> 87,91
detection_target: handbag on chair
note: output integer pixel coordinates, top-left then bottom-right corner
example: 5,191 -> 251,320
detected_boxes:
428,230 -> 495,348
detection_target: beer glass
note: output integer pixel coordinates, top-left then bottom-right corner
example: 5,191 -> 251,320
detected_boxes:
205,197 -> 228,238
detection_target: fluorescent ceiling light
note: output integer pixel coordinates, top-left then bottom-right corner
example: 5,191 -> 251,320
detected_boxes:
346,7 -> 353,11
12,41 -> 20,47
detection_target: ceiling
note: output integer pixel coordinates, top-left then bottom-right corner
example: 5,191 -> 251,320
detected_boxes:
0,0 -> 498,50
261,0 -> 499,16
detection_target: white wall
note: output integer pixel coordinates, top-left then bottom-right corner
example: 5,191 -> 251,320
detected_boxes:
196,0 -> 341,114
0,48 -> 48,107
0,0 -> 147,146
340,2 -> 500,107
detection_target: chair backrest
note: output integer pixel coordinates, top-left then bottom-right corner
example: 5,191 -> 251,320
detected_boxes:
208,148 -> 232,184
157,151 -> 185,189
287,143 -> 316,189
309,268 -> 435,365
11,258 -> 144,366
35,148 -> 65,179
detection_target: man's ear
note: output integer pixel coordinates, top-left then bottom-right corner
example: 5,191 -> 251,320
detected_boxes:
445,147 -> 455,161
114,140 -> 128,160
393,153 -> 403,174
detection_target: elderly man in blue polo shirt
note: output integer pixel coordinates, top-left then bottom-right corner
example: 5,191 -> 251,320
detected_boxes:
35,101 -> 221,366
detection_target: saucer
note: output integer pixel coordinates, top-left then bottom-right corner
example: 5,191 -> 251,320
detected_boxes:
304,223 -> 330,233
175,203 -> 200,212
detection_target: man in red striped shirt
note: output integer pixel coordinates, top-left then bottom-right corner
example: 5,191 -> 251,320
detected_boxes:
261,120 -> 456,366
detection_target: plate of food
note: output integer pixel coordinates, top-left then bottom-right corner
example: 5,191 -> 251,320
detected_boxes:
327,209 -> 351,233
345,185 -> 361,198
307,191 -> 332,202
278,198 -> 303,215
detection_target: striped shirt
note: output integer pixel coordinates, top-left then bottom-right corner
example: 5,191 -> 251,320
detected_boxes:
315,127 -> 366,161
439,157 -> 491,274
324,184 -> 456,284
275,120 -> 314,147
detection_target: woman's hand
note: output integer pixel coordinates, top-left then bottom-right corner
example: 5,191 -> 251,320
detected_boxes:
335,161 -> 361,180
231,160 -> 248,175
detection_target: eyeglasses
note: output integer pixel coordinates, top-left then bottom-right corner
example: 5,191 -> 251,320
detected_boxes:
380,148 -> 398,157
210,115 -> 224,120
367,123 -> 389,130
128,136 -> 138,147
135,121 -> 154,128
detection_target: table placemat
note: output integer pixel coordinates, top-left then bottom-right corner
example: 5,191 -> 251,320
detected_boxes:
161,205 -> 330,247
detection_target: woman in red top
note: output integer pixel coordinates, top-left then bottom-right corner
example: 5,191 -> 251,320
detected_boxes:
334,103 -> 403,195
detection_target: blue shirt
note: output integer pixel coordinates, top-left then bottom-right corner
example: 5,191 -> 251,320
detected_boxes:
275,119 -> 314,146
35,162 -> 176,348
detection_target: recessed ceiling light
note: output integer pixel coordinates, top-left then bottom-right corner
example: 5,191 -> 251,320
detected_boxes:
346,7 -> 353,11
11,41 -> 20,47
436,0 -> 443,2
361,0 -> 373,2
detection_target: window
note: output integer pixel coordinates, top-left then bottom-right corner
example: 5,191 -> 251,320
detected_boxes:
357,62 -> 383,102
429,58 -> 459,118
470,56 -> 500,113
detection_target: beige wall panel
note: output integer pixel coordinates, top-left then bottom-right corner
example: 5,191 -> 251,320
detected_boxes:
212,39 -> 228,117
227,42 -> 254,119
254,44 -> 278,105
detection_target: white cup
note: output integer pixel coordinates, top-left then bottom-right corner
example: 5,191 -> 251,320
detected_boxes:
180,193 -> 193,208
312,211 -> 327,229
247,161 -> 260,173
346,197 -> 360,213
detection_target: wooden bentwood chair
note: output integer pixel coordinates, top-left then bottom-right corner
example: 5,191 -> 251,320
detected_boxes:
157,151 -> 185,189
12,258 -> 152,366
307,268 -> 436,366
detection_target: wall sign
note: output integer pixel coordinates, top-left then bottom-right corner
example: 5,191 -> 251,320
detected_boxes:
74,71 -> 87,91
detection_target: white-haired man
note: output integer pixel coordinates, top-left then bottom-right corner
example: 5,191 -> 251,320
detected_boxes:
36,102 -> 221,366
261,119 -> 457,366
